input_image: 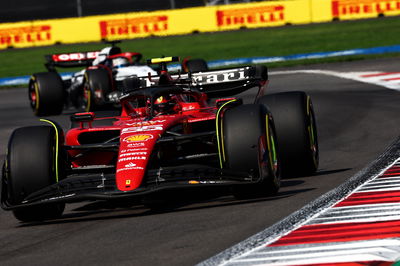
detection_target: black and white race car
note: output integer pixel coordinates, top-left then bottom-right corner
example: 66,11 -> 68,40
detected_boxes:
28,44 -> 208,116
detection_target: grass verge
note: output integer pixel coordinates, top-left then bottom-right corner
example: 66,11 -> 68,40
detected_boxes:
0,16 -> 400,78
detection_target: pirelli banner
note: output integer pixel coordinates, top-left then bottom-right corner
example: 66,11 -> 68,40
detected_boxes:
1,0 -> 400,49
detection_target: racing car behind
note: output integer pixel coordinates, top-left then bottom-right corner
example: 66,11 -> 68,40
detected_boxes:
28,44 -> 208,116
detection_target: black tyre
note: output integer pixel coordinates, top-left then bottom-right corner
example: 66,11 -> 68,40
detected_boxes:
28,72 -> 64,116
258,91 -> 318,177
184,59 -> 208,73
222,104 -> 280,198
81,68 -> 112,112
4,126 -> 65,222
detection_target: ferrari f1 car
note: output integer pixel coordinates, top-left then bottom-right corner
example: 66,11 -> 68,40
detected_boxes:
2,57 -> 318,222
28,44 -> 208,116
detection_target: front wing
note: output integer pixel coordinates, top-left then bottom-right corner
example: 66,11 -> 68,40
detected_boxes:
1,165 -> 260,210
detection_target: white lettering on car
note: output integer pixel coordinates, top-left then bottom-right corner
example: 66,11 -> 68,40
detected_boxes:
120,152 -> 147,157
192,70 -> 246,84
125,120 -> 166,126
127,142 -> 145,147
118,156 -> 146,162
122,125 -> 163,133
117,166 -> 144,173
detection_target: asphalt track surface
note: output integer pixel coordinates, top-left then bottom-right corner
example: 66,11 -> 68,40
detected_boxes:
1,57 -> 400,266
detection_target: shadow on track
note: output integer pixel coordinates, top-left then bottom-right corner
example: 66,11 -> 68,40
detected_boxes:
17,187 -> 315,228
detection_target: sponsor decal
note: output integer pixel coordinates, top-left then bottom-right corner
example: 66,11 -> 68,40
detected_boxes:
192,70 -> 247,84
121,125 -> 163,134
125,120 -> 166,126
52,52 -> 99,62
332,0 -> 400,17
216,5 -> 284,27
120,151 -> 147,157
124,162 -> 136,167
99,15 -> 169,39
117,166 -> 144,173
123,134 -> 153,142
127,148 -> 148,151
188,180 -> 220,184
127,142 -> 146,148
118,156 -> 146,162
187,116 -> 215,123
182,104 -> 197,111
0,25 -> 52,47
120,148 -> 148,153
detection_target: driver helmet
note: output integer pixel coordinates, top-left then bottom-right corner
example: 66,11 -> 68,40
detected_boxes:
112,57 -> 130,68
154,95 -> 175,114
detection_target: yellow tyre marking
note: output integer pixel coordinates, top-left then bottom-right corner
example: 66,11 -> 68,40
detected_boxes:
216,99 -> 237,169
85,89 -> 91,112
39,119 -> 60,183
266,116 -> 278,173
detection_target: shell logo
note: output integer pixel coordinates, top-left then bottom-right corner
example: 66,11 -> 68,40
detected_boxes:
123,134 -> 153,142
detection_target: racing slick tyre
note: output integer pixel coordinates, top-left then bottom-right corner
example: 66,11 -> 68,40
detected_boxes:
28,72 -> 64,116
81,68 -> 112,112
4,126 -> 65,222
222,104 -> 280,199
184,59 -> 209,73
258,91 -> 319,177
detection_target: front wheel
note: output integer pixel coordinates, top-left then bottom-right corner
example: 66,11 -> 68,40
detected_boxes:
3,125 -> 65,222
220,104 -> 280,198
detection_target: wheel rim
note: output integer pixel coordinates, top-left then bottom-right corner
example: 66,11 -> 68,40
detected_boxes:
266,120 -> 279,181
307,98 -> 319,168
28,82 -> 39,110
268,126 -> 278,176
80,81 -> 91,112
260,116 -> 279,182
84,88 -> 91,112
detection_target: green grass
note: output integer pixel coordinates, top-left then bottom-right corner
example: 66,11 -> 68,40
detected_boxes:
1,16 -> 400,78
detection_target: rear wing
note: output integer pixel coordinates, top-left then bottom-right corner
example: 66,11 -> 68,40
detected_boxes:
125,65 -> 268,97
184,66 -> 268,97
44,51 -> 99,71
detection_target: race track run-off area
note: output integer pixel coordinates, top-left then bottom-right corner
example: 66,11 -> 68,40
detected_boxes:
1,57 -> 400,266
202,58 -> 400,266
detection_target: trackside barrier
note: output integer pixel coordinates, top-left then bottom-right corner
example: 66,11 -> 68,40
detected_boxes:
1,0 -> 400,50
2,44 -> 400,86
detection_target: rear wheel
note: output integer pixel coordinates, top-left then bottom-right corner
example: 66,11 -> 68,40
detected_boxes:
221,104 -> 280,198
258,91 -> 318,177
80,68 -> 112,112
4,126 -> 65,222
184,59 -> 208,73
28,72 -> 64,116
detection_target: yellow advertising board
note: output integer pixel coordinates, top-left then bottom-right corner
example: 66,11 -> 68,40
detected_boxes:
331,0 -> 400,20
0,22 -> 53,49
213,0 -> 311,30
0,0 -> 399,50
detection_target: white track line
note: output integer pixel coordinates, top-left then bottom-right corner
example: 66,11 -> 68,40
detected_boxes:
270,70 -> 400,91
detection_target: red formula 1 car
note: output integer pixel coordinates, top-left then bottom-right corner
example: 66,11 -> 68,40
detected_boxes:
1,57 -> 318,222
